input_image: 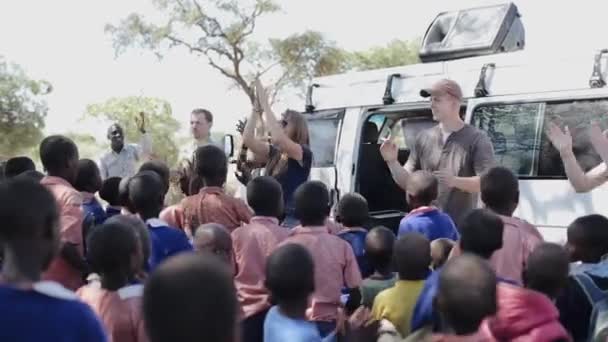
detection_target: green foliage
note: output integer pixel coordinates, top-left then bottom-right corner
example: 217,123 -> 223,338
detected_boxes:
348,39 -> 420,71
0,56 -> 51,158
64,132 -> 105,161
84,96 -> 181,167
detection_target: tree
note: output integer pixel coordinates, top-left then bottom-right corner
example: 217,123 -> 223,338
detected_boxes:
64,132 -> 106,161
0,56 -> 52,158
348,39 -> 420,71
106,0 -> 349,104
84,96 -> 181,167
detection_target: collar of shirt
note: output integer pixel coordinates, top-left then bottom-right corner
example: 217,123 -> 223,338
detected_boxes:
339,227 -> 368,234
290,226 -> 329,235
406,206 -> 438,218
250,216 -> 280,226
147,218 -> 170,228
199,186 -> 225,195
40,176 -> 73,188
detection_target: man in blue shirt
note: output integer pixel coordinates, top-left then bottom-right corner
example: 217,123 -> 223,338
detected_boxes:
128,171 -> 192,270
398,171 -> 459,241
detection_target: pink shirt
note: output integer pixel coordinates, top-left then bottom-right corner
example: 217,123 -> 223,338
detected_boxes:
77,284 -> 147,342
232,216 -> 289,318
40,176 -> 85,291
159,204 -> 184,230
280,226 -> 363,322
181,187 -> 253,233
453,215 -> 543,284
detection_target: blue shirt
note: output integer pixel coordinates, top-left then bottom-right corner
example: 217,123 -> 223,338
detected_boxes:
398,208 -> 459,241
147,218 -> 193,270
268,145 -> 312,215
337,228 -> 372,279
264,306 -> 323,342
0,282 -> 107,342
82,196 -> 107,226
105,206 -> 122,219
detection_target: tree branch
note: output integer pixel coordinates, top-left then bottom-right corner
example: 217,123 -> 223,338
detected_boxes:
166,35 -> 205,54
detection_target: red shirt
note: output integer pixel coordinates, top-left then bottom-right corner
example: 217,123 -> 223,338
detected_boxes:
232,216 -> 289,318
280,226 -> 362,322
40,176 -> 84,291
181,187 -> 252,233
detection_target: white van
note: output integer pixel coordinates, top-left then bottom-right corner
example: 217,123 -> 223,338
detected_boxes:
300,3 -> 608,242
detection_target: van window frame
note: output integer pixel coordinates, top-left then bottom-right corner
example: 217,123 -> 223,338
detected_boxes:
303,108 -> 345,168
466,89 -> 608,180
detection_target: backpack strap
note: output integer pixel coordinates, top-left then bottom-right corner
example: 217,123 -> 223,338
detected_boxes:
573,273 -> 606,305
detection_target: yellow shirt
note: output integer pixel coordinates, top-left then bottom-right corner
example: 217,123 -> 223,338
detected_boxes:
371,279 -> 426,337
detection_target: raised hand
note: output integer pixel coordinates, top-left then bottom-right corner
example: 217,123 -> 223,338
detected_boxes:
236,118 -> 247,135
380,139 -> 398,162
546,121 -> 572,154
589,121 -> 608,163
136,111 -> 147,133
254,78 -> 270,112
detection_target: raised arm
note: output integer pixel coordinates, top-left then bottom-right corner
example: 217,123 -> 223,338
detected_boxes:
242,104 -> 270,163
380,140 -> 410,190
256,79 -> 304,162
547,122 -> 608,193
135,112 -> 152,160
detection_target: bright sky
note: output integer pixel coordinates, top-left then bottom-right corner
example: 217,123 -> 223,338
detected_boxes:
1,0 -> 607,142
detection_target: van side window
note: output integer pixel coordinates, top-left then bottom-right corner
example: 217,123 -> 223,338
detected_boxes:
307,117 -> 342,167
471,99 -> 608,178
471,103 -> 541,176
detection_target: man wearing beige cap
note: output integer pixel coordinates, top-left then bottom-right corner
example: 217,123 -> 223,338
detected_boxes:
380,79 -> 495,224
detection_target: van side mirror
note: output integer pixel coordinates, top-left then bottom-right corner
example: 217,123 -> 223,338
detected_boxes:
223,134 -> 235,158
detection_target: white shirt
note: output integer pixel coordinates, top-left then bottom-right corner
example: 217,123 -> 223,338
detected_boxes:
99,133 -> 152,179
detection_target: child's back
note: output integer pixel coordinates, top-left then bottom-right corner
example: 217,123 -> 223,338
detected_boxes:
78,284 -> 146,342
398,207 -> 458,241
361,227 -> 397,308
372,232 -> 431,337
264,306 -> 322,342
0,283 -> 106,342
336,193 -> 373,278
147,219 -> 192,270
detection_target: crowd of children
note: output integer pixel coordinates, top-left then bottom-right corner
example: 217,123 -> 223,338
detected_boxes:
3,132 -> 608,342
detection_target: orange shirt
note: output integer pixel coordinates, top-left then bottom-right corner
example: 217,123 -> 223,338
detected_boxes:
232,216 -> 289,318
181,187 -> 253,233
77,284 -> 147,342
40,176 -> 84,291
280,226 -> 362,322
159,204 -> 184,230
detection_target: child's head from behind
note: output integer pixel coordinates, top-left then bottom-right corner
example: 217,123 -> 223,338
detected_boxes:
365,226 -> 395,274
139,160 -> 171,195
105,215 -> 151,276
39,135 -> 79,185
336,193 -> 369,228
128,171 -> 165,219
247,176 -> 284,219
295,181 -> 330,227
265,243 -> 315,308
459,209 -> 503,260
194,145 -> 227,188
437,254 -> 498,336
0,179 -> 59,279
481,167 -> 519,216
394,232 -> 431,280
143,253 -> 238,342
431,238 -> 456,270
406,171 -> 438,208
87,221 -> 141,290
100,177 -> 122,207
4,156 -> 36,179
523,243 -> 569,299
567,214 -> 608,263
193,223 -> 232,265
74,159 -> 102,194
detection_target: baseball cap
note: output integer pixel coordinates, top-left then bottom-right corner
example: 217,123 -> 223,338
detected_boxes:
420,79 -> 463,101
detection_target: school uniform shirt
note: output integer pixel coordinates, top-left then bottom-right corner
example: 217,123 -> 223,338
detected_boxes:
264,306 -> 323,342
41,176 -> 85,291
146,218 -> 193,270
106,206 -> 122,219
77,284 -> 147,342
398,206 -> 459,241
99,134 -> 152,180
232,216 -> 289,319
360,274 -> 397,308
451,215 -> 543,285
338,227 -> 372,279
0,281 -> 107,342
180,186 -> 253,233
279,226 -> 363,322
82,192 -> 107,226
372,279 -> 426,337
